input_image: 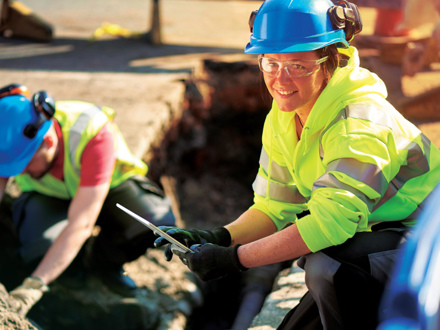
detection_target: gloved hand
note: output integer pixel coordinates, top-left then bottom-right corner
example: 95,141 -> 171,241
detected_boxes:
173,243 -> 248,282
154,226 -> 231,261
9,276 -> 49,317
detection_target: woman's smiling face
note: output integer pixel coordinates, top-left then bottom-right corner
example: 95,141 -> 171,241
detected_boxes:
262,51 -> 328,114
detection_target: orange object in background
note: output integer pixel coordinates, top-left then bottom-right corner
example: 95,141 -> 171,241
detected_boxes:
374,8 -> 410,36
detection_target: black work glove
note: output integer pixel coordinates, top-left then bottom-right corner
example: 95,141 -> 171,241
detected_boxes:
173,243 -> 248,282
154,226 -> 231,261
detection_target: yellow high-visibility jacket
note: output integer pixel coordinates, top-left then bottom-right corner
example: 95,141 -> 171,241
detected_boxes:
251,47 -> 440,252
15,101 -> 147,199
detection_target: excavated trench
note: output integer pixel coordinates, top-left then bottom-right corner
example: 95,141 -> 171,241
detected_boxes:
163,109 -> 280,330
151,58 -> 290,329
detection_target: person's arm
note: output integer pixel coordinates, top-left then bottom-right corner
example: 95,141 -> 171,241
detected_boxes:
225,208 -> 278,246
225,209 -> 310,267
9,125 -> 116,317
171,208 -> 311,282
173,220 -> 311,282
31,183 -> 110,285
31,124 -> 115,285
155,208 -> 280,258
237,223 -> 311,269
9,183 -> 110,317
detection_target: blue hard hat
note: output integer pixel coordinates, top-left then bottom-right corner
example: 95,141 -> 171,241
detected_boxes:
244,0 -> 350,54
0,95 -> 52,177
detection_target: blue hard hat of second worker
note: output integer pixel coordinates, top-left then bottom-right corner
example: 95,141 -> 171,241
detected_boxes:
0,84 -> 55,177
244,0 -> 363,54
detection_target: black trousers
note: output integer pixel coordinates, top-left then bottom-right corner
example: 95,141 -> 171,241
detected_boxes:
278,226 -> 407,330
12,176 -> 175,269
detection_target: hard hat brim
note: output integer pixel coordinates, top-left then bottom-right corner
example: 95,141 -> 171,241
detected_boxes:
244,34 -> 349,54
0,120 -> 52,177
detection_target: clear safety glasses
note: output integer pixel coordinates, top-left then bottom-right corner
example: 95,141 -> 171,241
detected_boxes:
258,55 -> 329,78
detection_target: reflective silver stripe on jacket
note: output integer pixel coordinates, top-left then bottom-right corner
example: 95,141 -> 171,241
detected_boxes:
316,104 -> 431,216
69,105 -> 104,175
252,148 -> 307,204
313,159 -> 385,212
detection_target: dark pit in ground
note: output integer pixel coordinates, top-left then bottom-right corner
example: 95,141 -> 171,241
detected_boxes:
161,99 -> 290,330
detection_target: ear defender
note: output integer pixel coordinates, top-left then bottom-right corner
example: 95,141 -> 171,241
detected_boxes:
32,91 -> 55,120
23,91 -> 55,139
328,0 -> 363,42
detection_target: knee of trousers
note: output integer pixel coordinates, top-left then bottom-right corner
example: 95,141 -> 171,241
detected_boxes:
299,252 -> 341,293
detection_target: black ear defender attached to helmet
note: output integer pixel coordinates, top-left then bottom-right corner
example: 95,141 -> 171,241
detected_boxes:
22,91 -> 56,139
328,0 -> 363,42
32,91 -> 55,120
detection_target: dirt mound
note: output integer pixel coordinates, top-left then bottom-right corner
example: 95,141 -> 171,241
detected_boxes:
0,283 -> 38,330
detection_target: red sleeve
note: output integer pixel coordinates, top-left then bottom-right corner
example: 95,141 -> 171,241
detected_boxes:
79,123 -> 116,187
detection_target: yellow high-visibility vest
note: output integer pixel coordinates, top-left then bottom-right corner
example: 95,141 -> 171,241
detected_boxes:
15,101 -> 147,199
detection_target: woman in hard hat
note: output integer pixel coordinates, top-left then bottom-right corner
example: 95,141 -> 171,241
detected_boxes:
155,0 -> 440,329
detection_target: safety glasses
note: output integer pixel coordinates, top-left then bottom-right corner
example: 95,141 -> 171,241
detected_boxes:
258,55 -> 329,78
